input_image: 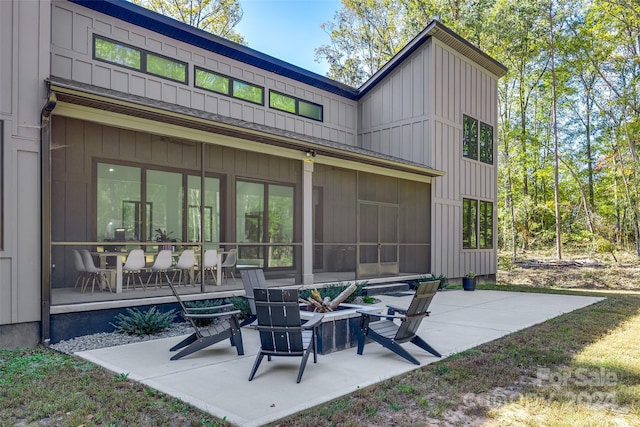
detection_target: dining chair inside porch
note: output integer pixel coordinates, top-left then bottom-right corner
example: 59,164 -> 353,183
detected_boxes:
196,249 -> 218,285
80,249 -> 112,294
220,248 -> 237,282
72,249 -> 87,290
172,249 -> 196,286
146,249 -> 173,288
122,249 -> 146,291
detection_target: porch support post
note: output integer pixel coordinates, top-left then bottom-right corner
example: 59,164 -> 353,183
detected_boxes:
302,158 -> 314,285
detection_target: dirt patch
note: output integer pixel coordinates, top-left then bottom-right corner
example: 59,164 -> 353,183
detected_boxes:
497,250 -> 640,291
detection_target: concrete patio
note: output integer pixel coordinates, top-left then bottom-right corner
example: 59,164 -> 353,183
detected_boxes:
76,290 -> 603,426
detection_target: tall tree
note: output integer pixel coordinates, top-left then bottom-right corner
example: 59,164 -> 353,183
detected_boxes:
131,0 -> 246,44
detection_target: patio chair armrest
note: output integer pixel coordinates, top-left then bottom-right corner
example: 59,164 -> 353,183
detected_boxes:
301,313 -> 324,329
356,310 -> 405,320
183,309 -> 241,319
184,303 -> 234,313
386,304 -> 408,315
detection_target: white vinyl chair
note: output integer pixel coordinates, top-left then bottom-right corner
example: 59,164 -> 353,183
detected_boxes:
80,249 -> 112,294
221,249 -> 237,282
146,249 -> 173,288
172,249 -> 196,286
196,249 -> 218,285
72,249 -> 87,290
122,249 -> 146,291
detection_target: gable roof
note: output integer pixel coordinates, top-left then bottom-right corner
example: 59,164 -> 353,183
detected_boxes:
68,0 -> 506,100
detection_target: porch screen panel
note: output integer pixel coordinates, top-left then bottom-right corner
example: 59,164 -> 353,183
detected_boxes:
379,205 -> 398,263
236,181 -> 264,267
267,184 -> 294,268
187,176 -> 220,243
359,203 -> 378,264
97,163 -> 141,241
147,170 -> 183,242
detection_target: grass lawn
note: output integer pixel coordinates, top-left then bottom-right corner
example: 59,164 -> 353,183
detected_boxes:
2,251 -> 640,426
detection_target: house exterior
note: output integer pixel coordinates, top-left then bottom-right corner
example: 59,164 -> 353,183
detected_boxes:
0,0 -> 506,348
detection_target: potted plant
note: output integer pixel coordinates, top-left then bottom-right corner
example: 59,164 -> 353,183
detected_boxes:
155,228 -> 175,251
462,272 -> 477,291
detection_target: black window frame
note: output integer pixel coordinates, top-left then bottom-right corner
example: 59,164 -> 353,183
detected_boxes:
269,90 -> 323,122
479,122 -> 494,164
93,34 -> 188,85
463,198 -> 493,250
463,114 -> 494,165
194,66 -> 264,106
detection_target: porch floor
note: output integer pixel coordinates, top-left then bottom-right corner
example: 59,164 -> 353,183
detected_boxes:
75,290 -> 602,427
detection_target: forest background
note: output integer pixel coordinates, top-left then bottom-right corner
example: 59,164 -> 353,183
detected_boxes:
134,0 -> 640,261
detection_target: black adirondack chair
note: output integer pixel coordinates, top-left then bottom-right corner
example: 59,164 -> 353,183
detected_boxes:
167,280 -> 244,361
248,288 -> 323,383
357,280 -> 441,365
239,269 -> 268,327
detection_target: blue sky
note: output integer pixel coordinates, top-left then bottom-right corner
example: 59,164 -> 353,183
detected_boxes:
235,0 -> 342,76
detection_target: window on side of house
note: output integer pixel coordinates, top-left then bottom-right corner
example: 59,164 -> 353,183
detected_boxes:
93,35 -> 187,84
479,122 -> 493,164
93,35 -> 142,70
462,198 -> 477,249
232,80 -> 264,105
194,67 -> 263,105
479,200 -> 493,249
463,198 -> 494,250
195,68 -> 230,95
463,115 -> 478,160
146,52 -> 187,83
269,90 -> 323,121
463,115 -> 494,165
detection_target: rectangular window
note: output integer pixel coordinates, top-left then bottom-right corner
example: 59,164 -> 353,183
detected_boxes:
146,53 -> 187,83
232,80 -> 264,104
195,67 -> 264,105
298,100 -> 323,121
462,198 -> 477,249
269,90 -> 323,121
463,198 -> 493,249
94,35 -> 142,70
479,122 -> 494,164
93,35 -> 187,84
195,68 -> 229,94
479,201 -> 493,249
463,115 -> 478,160
270,91 -> 296,114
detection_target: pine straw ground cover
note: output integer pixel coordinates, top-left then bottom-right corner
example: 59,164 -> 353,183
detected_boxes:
2,250 -> 640,426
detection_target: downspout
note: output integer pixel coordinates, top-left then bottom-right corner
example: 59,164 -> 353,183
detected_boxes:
40,88 -> 57,346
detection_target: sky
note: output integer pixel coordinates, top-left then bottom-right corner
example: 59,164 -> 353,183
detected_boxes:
235,0 -> 342,76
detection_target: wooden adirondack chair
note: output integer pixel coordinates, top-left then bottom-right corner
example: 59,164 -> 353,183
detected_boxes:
167,280 -> 244,361
357,280 -> 441,365
248,288 -> 323,383
239,269 -> 268,327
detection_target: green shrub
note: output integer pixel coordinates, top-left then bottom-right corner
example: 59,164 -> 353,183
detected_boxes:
184,299 -> 223,327
229,296 -> 251,319
110,307 -> 176,336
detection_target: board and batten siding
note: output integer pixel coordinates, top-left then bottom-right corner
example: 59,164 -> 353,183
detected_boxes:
430,39 -> 498,279
49,1 -> 357,147
357,43 -> 431,165
0,0 -> 50,330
